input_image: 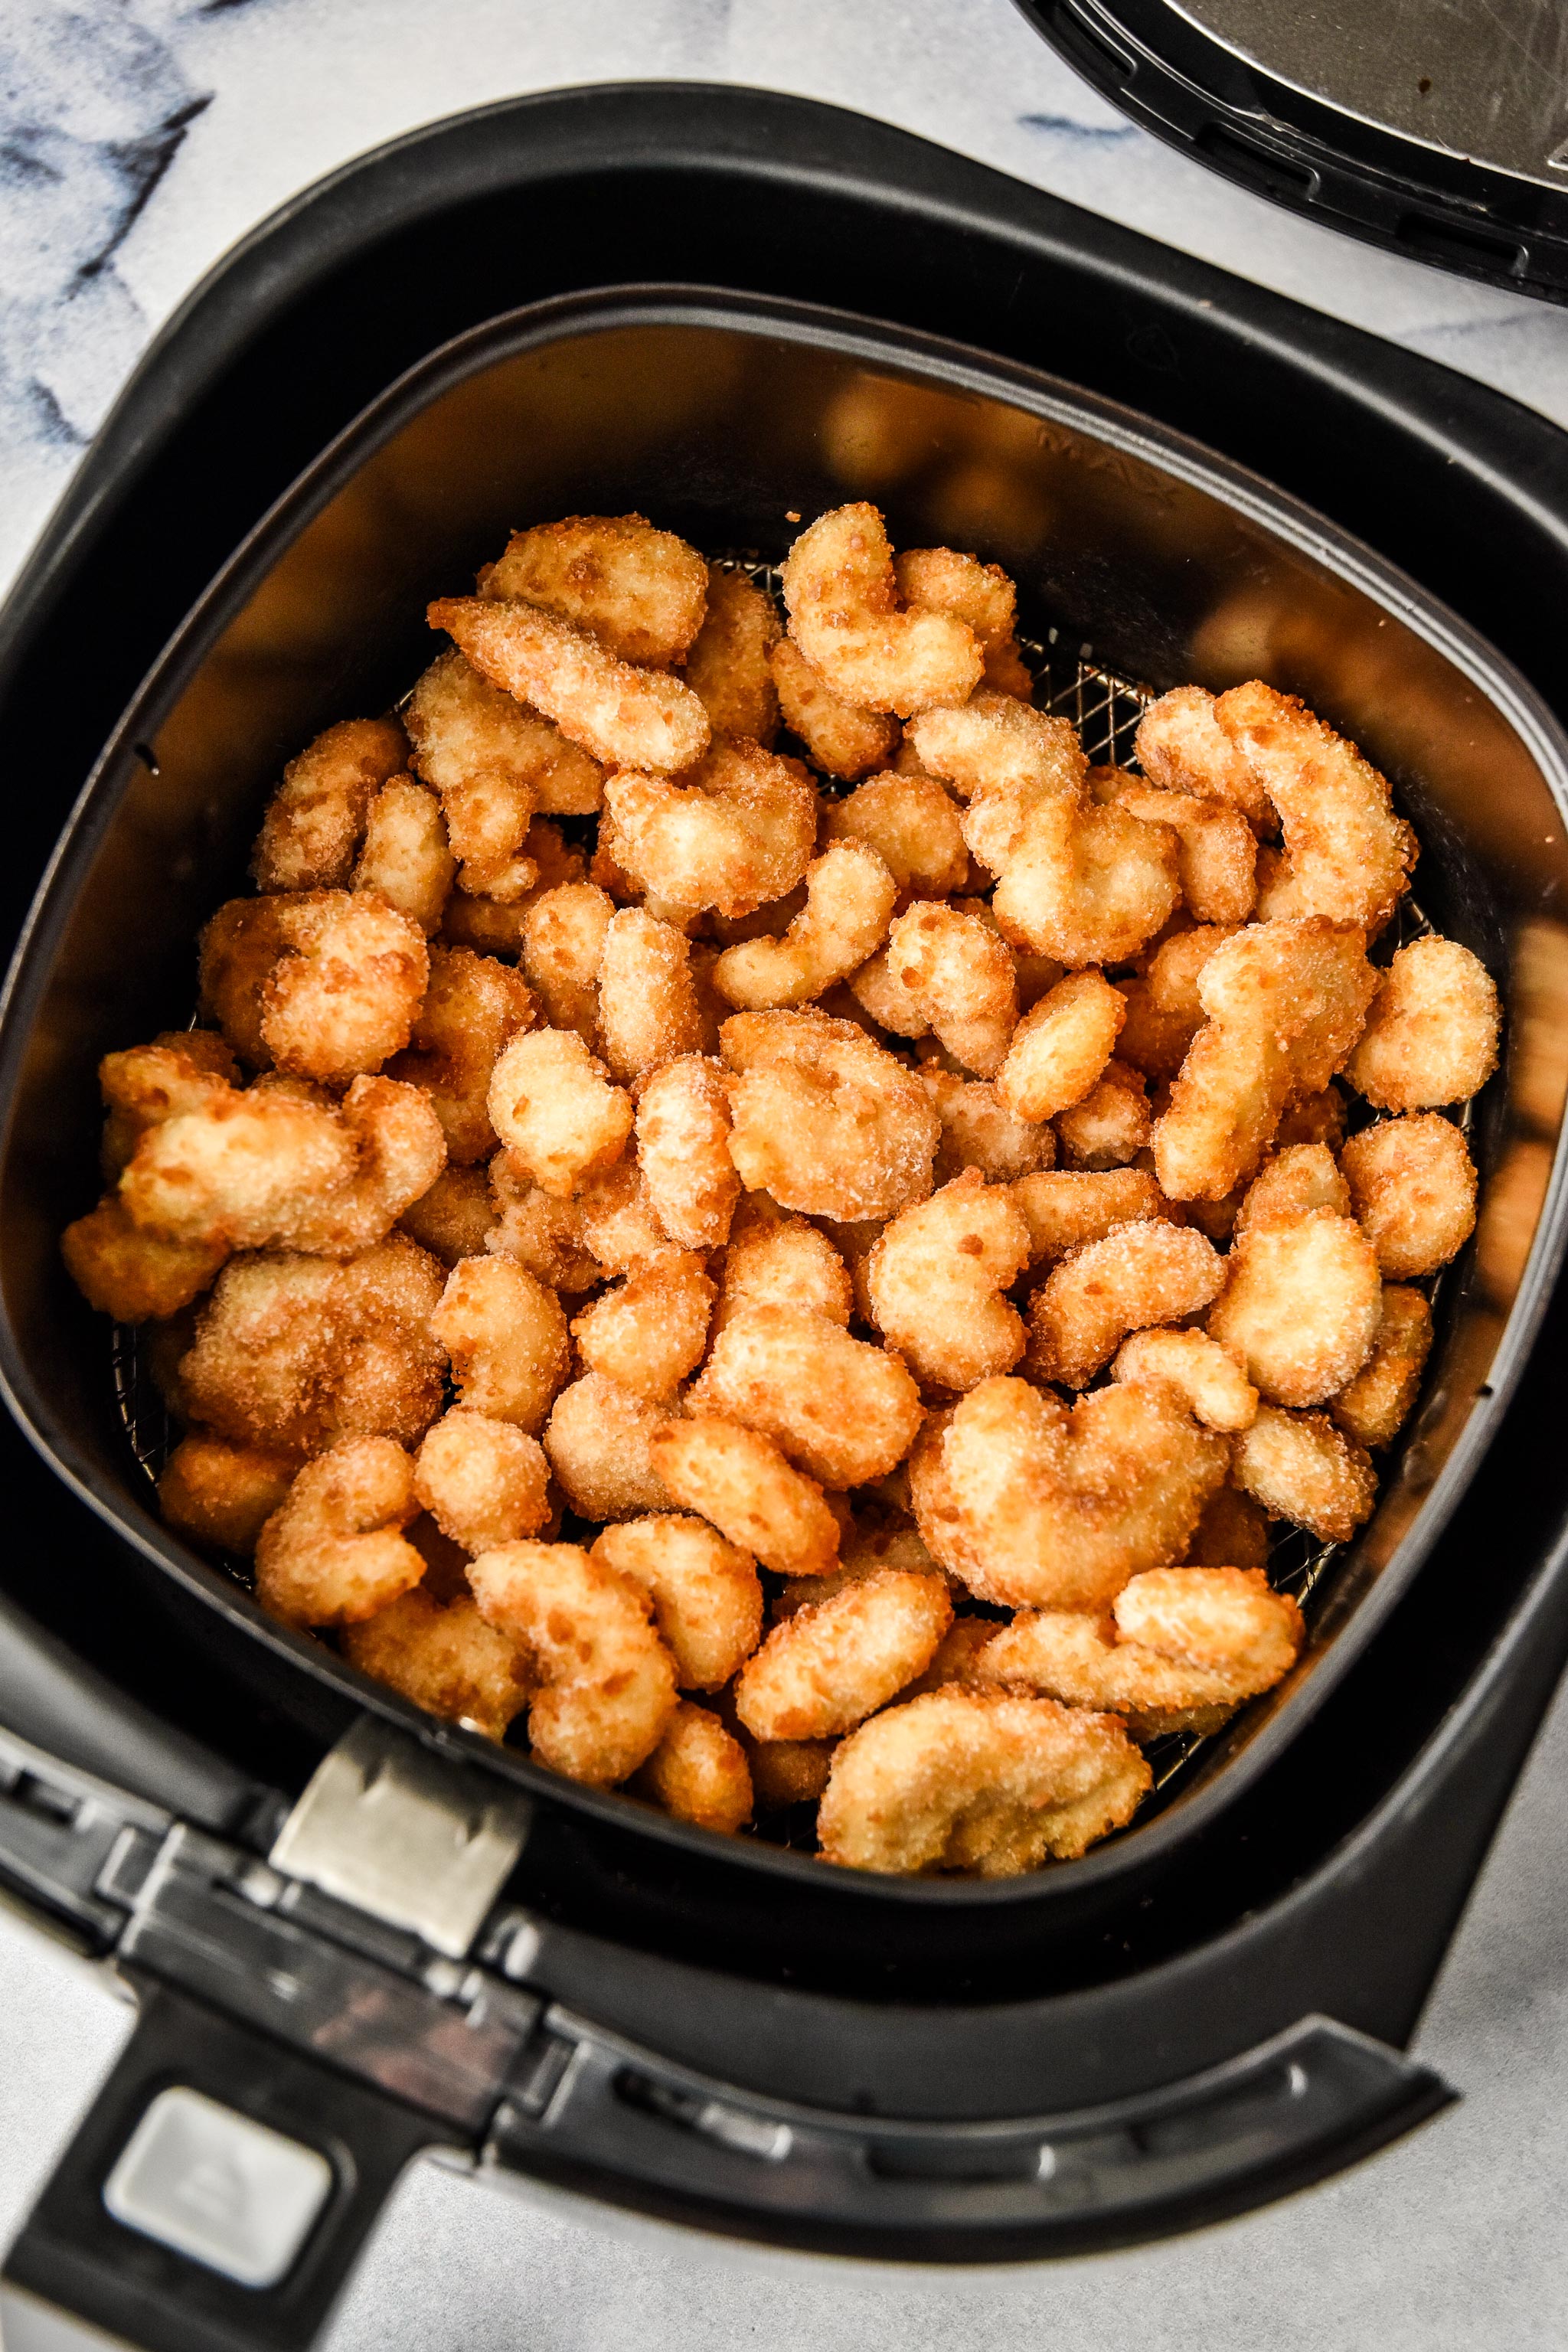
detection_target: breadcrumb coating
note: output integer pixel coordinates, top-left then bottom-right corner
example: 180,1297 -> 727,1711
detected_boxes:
413,1408 -> 552,1553
631,1700 -> 754,1833
1213,681 -> 1416,932
1340,1112 -> 1478,1277
1345,936 -> 1500,1111
1029,1219 -> 1224,1389
342,1586 -> 533,1741
650,1417 -> 841,1579
735,1567 -> 952,1740
1232,1405 -> 1377,1541
720,1008 -> 939,1221
822,771 -> 969,900
593,1516 -> 763,1691
634,1055 -> 740,1250
478,512 -> 709,668
1330,1285 -> 1433,1449
685,567 -> 781,745
251,717 -> 408,893
867,1173 -> 1031,1392
254,1436 -> 423,1628
430,596 -> 710,775
770,639 -> 901,779
782,504 -> 983,717
691,1302 -> 925,1489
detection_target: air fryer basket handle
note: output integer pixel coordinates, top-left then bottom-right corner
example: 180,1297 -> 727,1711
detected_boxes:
2,1984 -> 448,2352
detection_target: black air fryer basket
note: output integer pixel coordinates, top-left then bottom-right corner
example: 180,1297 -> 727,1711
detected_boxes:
3,86 -> 1568,2352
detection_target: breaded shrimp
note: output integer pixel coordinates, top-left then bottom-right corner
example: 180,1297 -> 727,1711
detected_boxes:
486,1027 -> 633,1197
631,1700 -> 753,1834
649,1417 -> 841,1578
342,1586 -> 533,1741
1329,1285 -> 1433,1449
822,771 -> 969,901
1340,1113 -> 1478,1277
633,1055 -> 740,1250
712,841 -> 896,1010
690,1302 -> 925,1488
1232,1404 -> 1377,1541
720,1008 -> 939,1221
770,639 -> 902,780
996,969 -> 1125,1122
478,513 -> 709,668
880,900 -> 1019,1076
386,943 -> 534,1163
413,1408 -> 552,1553
544,1373 -> 677,1521
735,1568 -> 952,1740
1207,1207 -> 1382,1406
251,717 -> 408,893
432,1254 -> 569,1432
781,504 -> 983,717
592,1515 -> 763,1690
1028,1220 -> 1224,1389
571,1250 -> 715,1399
430,596 -> 710,774
684,566 -> 781,745
1345,936 -> 1500,1111
866,1172 -> 1032,1391
254,1436 -> 423,1628
603,740 -> 817,920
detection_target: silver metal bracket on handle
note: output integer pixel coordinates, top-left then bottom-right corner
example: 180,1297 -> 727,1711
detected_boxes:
269,1719 -> 532,1960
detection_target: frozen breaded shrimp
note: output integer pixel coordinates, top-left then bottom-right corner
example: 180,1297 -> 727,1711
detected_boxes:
1184,1481 -> 1271,1569
1329,1284 -> 1433,1449
342,1586 -> 533,1741
1340,1112 -> 1478,1277
1135,684 -> 1273,834
1232,1142 -> 1350,1236
633,1055 -> 740,1250
1093,770 -> 1256,926
592,1515 -> 762,1690
603,740 -> 818,920
714,1202 -> 851,1335
690,1302 -> 925,1488
544,1372 -> 677,1521
353,778 -> 456,933
597,908 -> 709,1081
386,943 -> 534,1163
1152,918 -> 1377,1200
97,1031 -> 239,1181
631,1700 -> 754,1834
1029,1220 -> 1224,1390
251,717 -> 408,893
1345,936 -> 1501,1111
735,1567 -> 952,1741
649,1416 -> 841,1579
478,512 -> 709,668
892,544 -> 1033,697
486,1027 -> 632,1197
720,1008 -> 939,1221
405,649 -> 604,861
431,1254 -> 570,1432
254,1436 -> 424,1628
1009,1167 -> 1166,1268
1213,681 -> 1416,932
781,504 -> 983,717
770,638 -> 902,780
1207,1207 -> 1382,1408
113,1084 -> 358,1253
822,771 -> 969,902
817,1688 -> 1150,1875
158,1434 -> 297,1557
61,1197 -> 227,1324
466,1539 -> 678,1785
519,880 -> 613,1045
880,900 -> 1018,1076
260,891 -> 431,1086
413,1407 -> 551,1553
939,1374 -> 1228,1610
1232,1404 -> 1377,1541
712,841 -> 896,1010
921,1066 -> 1055,1183
1054,1058 -> 1150,1169
485,1153 -> 599,1291
574,1158 -> 678,1276
1110,1328 -> 1258,1432
430,596 -> 710,774
1116,924 -> 1240,1084
572,1250 -> 715,1399
996,969 -> 1125,1123
684,565 -> 781,744
867,1173 -> 1032,1392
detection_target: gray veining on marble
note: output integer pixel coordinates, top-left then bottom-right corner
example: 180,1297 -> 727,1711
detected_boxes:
2,4 -> 1567,2344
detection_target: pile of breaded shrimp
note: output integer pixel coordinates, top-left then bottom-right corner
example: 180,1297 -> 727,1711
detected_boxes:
63,503 -> 1499,1878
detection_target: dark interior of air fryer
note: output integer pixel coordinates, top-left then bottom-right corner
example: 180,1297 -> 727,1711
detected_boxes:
18,313 -> 1563,1886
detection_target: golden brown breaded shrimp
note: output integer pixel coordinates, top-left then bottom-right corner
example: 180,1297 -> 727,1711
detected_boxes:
386,943 -> 534,1163
61,1197 -> 227,1323
713,1203 -> 852,1336
712,841 -> 897,1011
880,900 -> 1019,1076
1110,1328 -> 1259,1432
996,969 -> 1125,1122
260,891 -> 430,1086
543,1373 -> 677,1521
596,908 -> 709,1081
817,1688 -> 1150,1874
603,740 -> 818,920
1329,1284 -> 1433,1449
199,897 -> 292,1068
353,778 -> 456,933
98,1033 -> 240,1181
592,1516 -> 763,1690
781,504 -> 983,717
254,1436 -> 423,1628
519,881 -> 613,1045
483,1155 -> 598,1289
466,1539 -> 678,1785
822,771 -> 969,902
1207,1207 -> 1382,1407
939,1374 -> 1228,1609
769,638 -> 902,780
892,545 -> 1033,697
866,1172 -> 1032,1392
1232,1142 -> 1350,1236
691,1302 -> 925,1488
1340,1112 -> 1478,1277
1054,1058 -> 1151,1169
684,566 -> 781,744
430,596 -> 710,774
115,1086 -> 358,1253
486,1027 -> 632,1198
1009,1167 -> 1166,1267
574,1158 -> 678,1276
1116,924 -> 1239,1083
406,650 -> 604,864
1028,1219 -> 1224,1389
720,1008 -> 939,1221
1093,768 -> 1256,926
341,1586 -> 533,1742
631,1700 -> 754,1833
1213,681 -> 1416,931
1135,684 -> 1273,834
478,513 -> 709,668
1152,918 -> 1377,1200
1232,1403 -> 1377,1540
413,1407 -> 552,1553
736,1567 -> 952,1741
921,1067 -> 1055,1183
1345,936 -> 1501,1111
158,1434 -> 298,1557
571,1250 -> 715,1400
1184,1481 -> 1272,1569
649,1416 -> 841,1578
251,717 -> 408,893
431,1254 -> 569,1432
633,1055 -> 740,1250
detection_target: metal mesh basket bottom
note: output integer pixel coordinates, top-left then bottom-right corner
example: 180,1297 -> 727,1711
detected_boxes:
108,616 -> 1453,1821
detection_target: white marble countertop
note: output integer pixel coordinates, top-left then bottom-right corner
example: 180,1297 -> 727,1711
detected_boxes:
3,4 -> 1567,2346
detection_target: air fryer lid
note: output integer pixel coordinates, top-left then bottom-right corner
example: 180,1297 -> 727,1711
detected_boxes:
1017,0 -> 1568,301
